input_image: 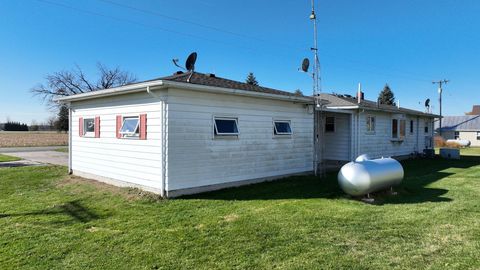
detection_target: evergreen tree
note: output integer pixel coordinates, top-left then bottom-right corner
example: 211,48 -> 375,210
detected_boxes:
294,89 -> 304,96
245,72 -> 259,86
378,84 -> 396,105
55,104 -> 69,132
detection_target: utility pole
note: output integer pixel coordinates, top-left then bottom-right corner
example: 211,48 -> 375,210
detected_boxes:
432,79 -> 449,136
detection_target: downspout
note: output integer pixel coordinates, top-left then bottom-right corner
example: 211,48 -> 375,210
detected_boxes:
350,113 -> 354,160
356,110 -> 360,158
68,103 -> 73,174
146,85 -> 167,197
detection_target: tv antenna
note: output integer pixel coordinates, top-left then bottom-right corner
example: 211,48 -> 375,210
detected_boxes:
432,79 -> 449,135
172,52 -> 197,83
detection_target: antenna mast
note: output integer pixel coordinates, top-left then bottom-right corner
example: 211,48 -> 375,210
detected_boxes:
310,0 -> 321,100
432,79 -> 449,136
310,0 -> 324,177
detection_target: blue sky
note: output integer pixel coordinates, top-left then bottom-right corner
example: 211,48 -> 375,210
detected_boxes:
1,0 -> 479,124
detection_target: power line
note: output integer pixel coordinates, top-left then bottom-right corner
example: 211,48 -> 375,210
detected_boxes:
35,0 -> 438,87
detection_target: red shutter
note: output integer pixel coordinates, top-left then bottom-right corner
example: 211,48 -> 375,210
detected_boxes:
116,115 -> 122,139
139,114 -> 147,140
94,116 -> 100,138
79,117 -> 83,137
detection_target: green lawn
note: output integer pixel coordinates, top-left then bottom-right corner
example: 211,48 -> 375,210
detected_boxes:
0,154 -> 21,162
1,152 -> 480,269
54,147 -> 68,153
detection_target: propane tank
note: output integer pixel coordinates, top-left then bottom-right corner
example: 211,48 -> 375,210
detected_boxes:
338,155 -> 404,196
446,139 -> 471,147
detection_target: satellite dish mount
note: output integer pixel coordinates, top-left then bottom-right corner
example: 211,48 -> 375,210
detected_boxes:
171,52 -> 198,83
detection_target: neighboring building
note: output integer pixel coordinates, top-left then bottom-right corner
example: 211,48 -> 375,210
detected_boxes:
318,92 -> 438,164
435,115 -> 480,146
57,72 -> 314,197
56,72 -> 439,197
465,105 -> 480,115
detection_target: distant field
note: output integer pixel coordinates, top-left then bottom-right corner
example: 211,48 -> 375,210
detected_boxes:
0,131 -> 68,147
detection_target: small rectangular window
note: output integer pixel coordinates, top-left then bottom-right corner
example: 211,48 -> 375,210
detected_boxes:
120,116 -> 140,137
325,116 -> 335,132
366,116 -> 375,133
392,119 -> 398,138
424,121 -> 429,133
476,132 -> 480,140
410,120 -> 414,134
83,118 -> 95,136
274,120 -> 292,135
214,117 -> 239,136
454,131 -> 460,139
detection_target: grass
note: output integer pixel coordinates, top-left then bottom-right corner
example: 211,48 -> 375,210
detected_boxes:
0,154 -> 21,162
54,147 -> 68,153
1,152 -> 480,269
0,131 -> 68,147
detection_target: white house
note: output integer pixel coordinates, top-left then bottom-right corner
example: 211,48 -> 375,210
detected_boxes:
57,72 -> 314,197
57,72 -> 438,197
317,92 -> 438,165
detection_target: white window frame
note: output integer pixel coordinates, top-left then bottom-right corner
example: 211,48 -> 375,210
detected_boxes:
454,131 -> 460,140
476,131 -> 480,140
273,120 -> 292,136
366,116 -> 376,134
213,116 -> 239,136
83,118 -> 95,137
325,116 -> 335,133
424,120 -> 429,134
119,116 -> 140,138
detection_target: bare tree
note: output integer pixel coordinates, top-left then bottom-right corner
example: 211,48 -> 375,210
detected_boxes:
31,63 -> 137,107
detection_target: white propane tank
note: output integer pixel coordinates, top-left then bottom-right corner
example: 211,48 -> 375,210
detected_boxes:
446,139 -> 471,147
338,155 -> 404,196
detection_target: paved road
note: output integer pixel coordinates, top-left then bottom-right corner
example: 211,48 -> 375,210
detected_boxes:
0,147 -> 68,166
0,146 -> 65,153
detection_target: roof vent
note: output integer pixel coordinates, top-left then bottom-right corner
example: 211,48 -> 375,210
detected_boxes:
206,73 -> 216,78
174,71 -> 184,75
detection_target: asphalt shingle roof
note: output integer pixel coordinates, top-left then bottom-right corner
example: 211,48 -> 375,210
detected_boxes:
158,72 -> 301,97
434,115 -> 480,131
318,93 -> 439,117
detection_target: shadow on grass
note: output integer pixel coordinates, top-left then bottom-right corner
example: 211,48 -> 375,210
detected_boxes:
183,155 -> 480,205
0,200 -> 100,223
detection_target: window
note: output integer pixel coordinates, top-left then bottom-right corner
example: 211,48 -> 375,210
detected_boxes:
120,116 -> 139,137
454,131 -> 460,139
477,132 -> 480,140
424,121 -> 429,133
325,116 -> 335,132
274,120 -> 292,135
366,116 -> 375,133
83,118 -> 95,136
392,119 -> 398,138
214,117 -> 239,136
410,120 -> 414,134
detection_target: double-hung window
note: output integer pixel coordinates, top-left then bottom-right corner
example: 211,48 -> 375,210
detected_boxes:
366,116 -> 375,133
476,132 -> 480,140
454,131 -> 460,139
120,116 -> 140,138
424,121 -> 429,133
214,117 -> 239,136
392,118 -> 406,140
83,118 -> 95,137
410,120 -> 414,134
274,120 -> 292,135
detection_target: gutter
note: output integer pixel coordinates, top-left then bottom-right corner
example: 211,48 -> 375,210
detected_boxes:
54,79 -> 313,104
54,80 -> 166,102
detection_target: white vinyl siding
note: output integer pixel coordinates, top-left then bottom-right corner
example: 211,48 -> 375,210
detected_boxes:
70,92 -> 165,191
166,88 -> 313,191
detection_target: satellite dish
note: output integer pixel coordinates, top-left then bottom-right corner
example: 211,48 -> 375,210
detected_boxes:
185,52 -> 197,71
425,98 -> 430,108
301,58 -> 310,72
